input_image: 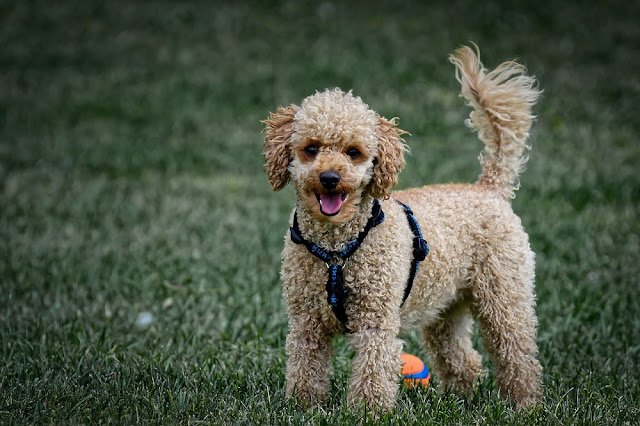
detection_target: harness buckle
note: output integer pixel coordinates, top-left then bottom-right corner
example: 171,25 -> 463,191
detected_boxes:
325,258 -> 348,269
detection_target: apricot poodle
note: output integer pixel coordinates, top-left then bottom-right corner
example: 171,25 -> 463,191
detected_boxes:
263,45 -> 542,411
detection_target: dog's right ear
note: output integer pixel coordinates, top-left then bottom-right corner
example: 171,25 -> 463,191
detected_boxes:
262,105 -> 298,191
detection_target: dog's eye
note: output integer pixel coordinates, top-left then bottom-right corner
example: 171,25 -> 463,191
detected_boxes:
346,148 -> 361,160
304,145 -> 318,157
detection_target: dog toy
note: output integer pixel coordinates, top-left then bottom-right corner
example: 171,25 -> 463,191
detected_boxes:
401,353 -> 430,388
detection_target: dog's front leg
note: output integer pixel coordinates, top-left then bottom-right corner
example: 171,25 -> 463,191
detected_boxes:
285,315 -> 334,406
348,327 -> 403,411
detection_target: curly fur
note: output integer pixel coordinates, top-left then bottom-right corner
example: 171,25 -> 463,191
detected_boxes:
263,45 -> 542,412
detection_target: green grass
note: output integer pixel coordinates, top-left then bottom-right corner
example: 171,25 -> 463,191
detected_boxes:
1,0 -> 639,424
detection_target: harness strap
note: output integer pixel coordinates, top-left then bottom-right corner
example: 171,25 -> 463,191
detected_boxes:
396,200 -> 429,307
327,264 -> 348,325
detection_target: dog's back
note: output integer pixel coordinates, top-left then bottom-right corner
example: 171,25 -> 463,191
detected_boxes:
394,184 -> 534,321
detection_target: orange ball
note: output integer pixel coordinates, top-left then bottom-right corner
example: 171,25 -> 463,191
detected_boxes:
401,353 -> 430,388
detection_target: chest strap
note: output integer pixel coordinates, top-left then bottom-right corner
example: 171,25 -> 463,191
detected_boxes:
289,199 -> 428,331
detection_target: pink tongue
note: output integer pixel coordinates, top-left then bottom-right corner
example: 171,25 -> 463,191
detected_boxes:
320,193 -> 343,215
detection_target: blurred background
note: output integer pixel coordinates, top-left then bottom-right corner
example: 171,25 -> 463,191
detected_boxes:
1,0 -> 638,423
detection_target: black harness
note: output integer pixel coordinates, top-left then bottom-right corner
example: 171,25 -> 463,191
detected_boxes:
289,199 -> 429,332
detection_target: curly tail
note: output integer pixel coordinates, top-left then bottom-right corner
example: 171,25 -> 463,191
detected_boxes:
449,44 -> 541,199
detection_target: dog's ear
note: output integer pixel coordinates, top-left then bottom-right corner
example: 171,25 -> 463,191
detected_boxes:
262,105 -> 298,191
368,116 -> 408,199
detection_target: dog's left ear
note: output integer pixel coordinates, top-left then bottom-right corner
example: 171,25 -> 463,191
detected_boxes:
262,105 -> 299,191
368,116 -> 408,199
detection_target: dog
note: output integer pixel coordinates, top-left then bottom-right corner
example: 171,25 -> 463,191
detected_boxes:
262,45 -> 542,411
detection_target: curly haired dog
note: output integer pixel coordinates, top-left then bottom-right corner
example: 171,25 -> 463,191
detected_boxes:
263,45 -> 542,411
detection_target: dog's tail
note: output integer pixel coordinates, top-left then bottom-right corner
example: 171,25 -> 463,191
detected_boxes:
449,44 -> 541,199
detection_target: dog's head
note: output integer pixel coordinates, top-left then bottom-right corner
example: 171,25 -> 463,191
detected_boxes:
263,89 -> 407,223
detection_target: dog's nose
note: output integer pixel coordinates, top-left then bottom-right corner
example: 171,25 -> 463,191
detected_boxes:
320,171 -> 341,190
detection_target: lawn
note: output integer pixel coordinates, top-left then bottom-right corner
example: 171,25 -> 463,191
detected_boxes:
1,0 -> 639,424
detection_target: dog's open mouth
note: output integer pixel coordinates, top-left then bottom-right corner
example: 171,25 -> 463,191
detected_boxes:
316,192 -> 347,216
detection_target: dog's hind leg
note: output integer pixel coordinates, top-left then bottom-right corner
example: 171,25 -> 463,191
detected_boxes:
470,249 -> 542,409
422,301 -> 484,393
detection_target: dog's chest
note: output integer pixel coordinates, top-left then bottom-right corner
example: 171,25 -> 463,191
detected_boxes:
280,212 -> 415,327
